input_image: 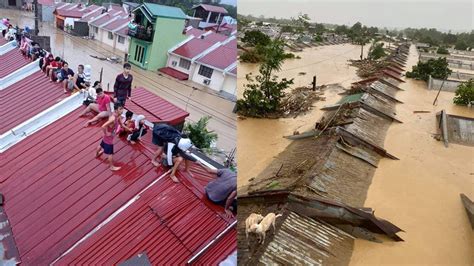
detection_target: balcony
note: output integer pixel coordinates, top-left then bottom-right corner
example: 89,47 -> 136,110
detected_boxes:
128,26 -> 154,42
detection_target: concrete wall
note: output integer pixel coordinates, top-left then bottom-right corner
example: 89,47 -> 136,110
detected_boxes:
115,35 -> 129,53
191,63 -> 224,92
449,71 -> 474,82
419,52 -> 474,63
222,74 -> 236,96
100,29 -> 115,48
448,48 -> 474,57
0,0 -> 21,8
428,75 -> 462,92
167,54 -> 194,74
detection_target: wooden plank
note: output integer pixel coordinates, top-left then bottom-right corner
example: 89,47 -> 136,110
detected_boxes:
336,127 -> 399,160
360,102 -> 403,123
335,142 -> 378,167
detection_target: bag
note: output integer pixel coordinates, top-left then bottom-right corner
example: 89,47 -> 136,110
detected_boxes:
83,99 -> 92,106
152,124 -> 180,145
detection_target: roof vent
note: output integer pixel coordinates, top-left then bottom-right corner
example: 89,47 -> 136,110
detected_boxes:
200,35 -> 204,39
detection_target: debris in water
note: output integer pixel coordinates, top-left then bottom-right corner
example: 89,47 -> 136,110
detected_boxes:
460,193 -> 474,229
413,110 -> 431,113
298,72 -> 306,76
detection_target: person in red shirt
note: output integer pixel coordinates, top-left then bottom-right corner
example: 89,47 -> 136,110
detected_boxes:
46,56 -> 61,79
80,87 -> 116,127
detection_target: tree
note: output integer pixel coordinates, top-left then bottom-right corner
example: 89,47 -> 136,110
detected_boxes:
335,25 -> 348,35
406,57 -> 452,81
368,41 -> 386,60
453,79 -> 474,105
236,39 -> 294,117
280,25 -> 293,33
355,35 -> 370,60
242,30 -> 271,47
455,40 -> 468,50
183,116 -> 218,151
436,46 -> 449,55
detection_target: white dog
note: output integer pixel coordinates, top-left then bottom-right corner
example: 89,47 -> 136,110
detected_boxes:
253,213 -> 282,244
245,213 -> 264,241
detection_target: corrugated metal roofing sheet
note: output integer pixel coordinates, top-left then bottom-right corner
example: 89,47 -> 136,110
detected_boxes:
56,164 -> 235,264
186,27 -> 206,38
124,87 -> 189,125
81,9 -> 105,22
197,45 -> 236,71
171,38 -> 215,59
0,71 -> 67,134
0,49 -> 30,78
90,13 -> 120,27
193,4 -> 228,14
143,3 -> 186,19
103,17 -> 131,32
200,32 -> 228,44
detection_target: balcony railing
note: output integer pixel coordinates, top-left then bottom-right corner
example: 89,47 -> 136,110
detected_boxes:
128,26 -> 154,42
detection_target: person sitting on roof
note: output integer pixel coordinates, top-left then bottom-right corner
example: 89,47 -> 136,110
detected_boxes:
57,62 -> 75,93
199,162 -> 237,218
46,56 -> 61,79
151,123 -> 196,182
80,87 -> 119,128
127,114 -> 148,145
5,25 -> 16,41
117,110 -> 135,136
73,64 -> 87,91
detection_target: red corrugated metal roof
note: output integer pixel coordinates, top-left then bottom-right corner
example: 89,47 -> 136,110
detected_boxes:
197,45 -> 236,71
103,16 -> 131,32
0,49 -> 30,78
223,38 -> 236,49
158,67 -> 189,81
186,27 -> 206,38
201,32 -> 228,44
90,13 -> 118,27
0,108 -> 234,265
124,87 -> 189,125
0,38 -> 8,45
55,163 -> 236,264
171,38 -> 215,59
54,8 -> 84,18
0,71 -> 67,134
81,8 -> 104,22
193,4 -> 228,14
116,25 -> 129,37
38,0 -> 54,6
229,65 -> 236,75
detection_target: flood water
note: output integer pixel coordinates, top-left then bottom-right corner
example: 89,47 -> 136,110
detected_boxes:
237,43 -> 369,187
1,10 -> 236,152
350,45 -> 474,265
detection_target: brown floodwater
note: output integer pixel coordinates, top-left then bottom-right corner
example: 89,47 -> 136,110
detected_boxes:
237,43 -> 369,187
350,45 -> 474,265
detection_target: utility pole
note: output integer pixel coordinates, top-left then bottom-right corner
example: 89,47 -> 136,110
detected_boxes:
33,0 -> 39,35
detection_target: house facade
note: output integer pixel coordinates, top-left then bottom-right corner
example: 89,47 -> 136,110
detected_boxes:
128,3 -> 187,70
191,4 -> 227,29
0,0 -> 21,8
162,29 -> 237,98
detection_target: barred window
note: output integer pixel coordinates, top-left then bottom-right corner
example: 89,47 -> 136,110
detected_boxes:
108,32 -> 113,40
198,65 -> 213,78
179,58 -> 191,70
118,36 -> 125,44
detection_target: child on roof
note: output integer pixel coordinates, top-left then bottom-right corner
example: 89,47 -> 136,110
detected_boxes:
127,115 -> 148,144
96,103 -> 125,171
117,110 -> 135,136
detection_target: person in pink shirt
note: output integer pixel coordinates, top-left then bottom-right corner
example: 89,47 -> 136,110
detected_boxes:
80,87 -> 113,127
96,103 -> 124,171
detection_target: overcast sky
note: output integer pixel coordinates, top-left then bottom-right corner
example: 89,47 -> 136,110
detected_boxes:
238,0 -> 473,32
220,0 -> 237,6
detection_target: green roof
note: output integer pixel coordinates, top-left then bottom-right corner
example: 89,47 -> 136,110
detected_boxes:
337,93 -> 364,104
142,3 -> 186,19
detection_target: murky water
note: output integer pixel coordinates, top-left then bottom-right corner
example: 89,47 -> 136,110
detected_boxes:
350,45 -> 474,265
1,10 -> 236,152
237,44 -> 369,187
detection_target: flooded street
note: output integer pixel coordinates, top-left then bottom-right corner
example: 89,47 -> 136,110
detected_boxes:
237,43 -> 368,187
350,45 -> 474,265
2,10 -> 236,152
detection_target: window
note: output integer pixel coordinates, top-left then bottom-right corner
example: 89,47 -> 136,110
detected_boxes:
108,32 -> 113,40
198,65 -> 213,78
179,58 -> 191,70
94,26 -> 98,34
118,36 -> 125,44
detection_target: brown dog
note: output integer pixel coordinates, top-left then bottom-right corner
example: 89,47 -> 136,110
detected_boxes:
245,213 -> 264,241
253,213 -> 282,244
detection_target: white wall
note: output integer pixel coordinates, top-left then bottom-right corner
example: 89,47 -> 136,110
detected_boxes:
167,54 -> 194,75
64,18 -> 79,29
191,63 -> 225,92
101,29 -> 115,48
115,35 -> 129,53
222,74 -> 236,96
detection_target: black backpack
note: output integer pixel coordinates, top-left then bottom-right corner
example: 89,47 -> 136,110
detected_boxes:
152,124 -> 180,144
